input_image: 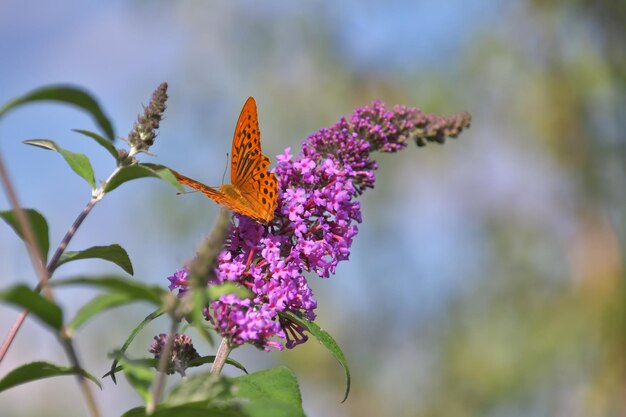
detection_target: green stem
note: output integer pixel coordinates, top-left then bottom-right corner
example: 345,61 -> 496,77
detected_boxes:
148,319 -> 179,413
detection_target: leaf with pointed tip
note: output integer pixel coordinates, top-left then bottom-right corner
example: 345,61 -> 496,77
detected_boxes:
165,367 -> 304,417
105,356 -> 247,380
57,244 -> 133,275
24,139 -> 95,189
107,308 -> 164,384
166,372 -> 236,407
141,163 -> 185,192
231,367 -> 305,417
0,85 -> 115,140
52,276 -> 164,305
0,285 -> 62,331
73,129 -> 118,160
69,292 -> 136,332
281,311 -> 351,402
116,355 -> 154,404
0,361 -> 101,393
0,208 -> 49,262
104,164 -> 161,192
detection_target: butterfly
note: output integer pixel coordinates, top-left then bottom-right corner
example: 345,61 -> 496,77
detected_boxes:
172,97 -> 278,224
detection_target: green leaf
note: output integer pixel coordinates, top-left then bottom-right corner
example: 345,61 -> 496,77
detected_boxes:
0,284 -> 63,330
167,372 -> 236,406
0,85 -> 115,140
73,129 -> 118,160
162,369 -> 305,417
69,292 -> 136,332
282,311 -> 351,402
231,367 -> 305,417
107,309 -> 164,383
104,356 -> 247,380
57,244 -> 134,275
141,163 -> 185,192
0,361 -> 101,393
0,208 -> 49,262
52,275 -> 165,305
24,139 -> 96,189
188,356 -> 247,374
104,164 -> 161,193
117,355 -> 154,405
121,404 -> 247,417
241,399 -> 304,417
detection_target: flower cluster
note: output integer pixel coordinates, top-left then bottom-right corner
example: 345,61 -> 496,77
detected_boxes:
149,333 -> 200,375
166,100 -> 471,351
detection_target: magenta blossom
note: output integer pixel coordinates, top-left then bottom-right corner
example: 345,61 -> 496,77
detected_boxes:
167,100 -> 470,350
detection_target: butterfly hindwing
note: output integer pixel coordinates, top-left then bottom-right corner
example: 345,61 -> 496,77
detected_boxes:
171,170 -> 229,206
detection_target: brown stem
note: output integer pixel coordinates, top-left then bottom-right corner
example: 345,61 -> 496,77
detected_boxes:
0,145 -> 102,416
47,197 -> 98,275
0,148 -> 49,294
0,197 -> 99,363
59,329 -> 102,417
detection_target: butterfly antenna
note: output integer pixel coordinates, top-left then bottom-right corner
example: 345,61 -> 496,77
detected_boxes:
221,153 -> 229,184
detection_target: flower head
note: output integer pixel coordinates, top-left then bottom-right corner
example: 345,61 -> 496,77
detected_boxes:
127,82 -> 168,156
149,333 -> 200,376
167,100 -> 471,350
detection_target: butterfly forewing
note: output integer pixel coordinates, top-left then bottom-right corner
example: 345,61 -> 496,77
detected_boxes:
174,96 -> 278,224
230,97 -> 278,222
231,97 -> 261,188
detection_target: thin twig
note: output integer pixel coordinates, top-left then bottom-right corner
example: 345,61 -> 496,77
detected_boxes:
148,320 -> 179,413
47,197 -> 98,275
0,147 -> 102,417
0,148 -> 52,363
0,148 -> 50,295
59,328 -> 102,417
0,312 -> 27,363
0,197 -> 100,362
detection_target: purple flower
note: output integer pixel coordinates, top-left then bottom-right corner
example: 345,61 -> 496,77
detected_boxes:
167,268 -> 189,296
167,100 -> 470,350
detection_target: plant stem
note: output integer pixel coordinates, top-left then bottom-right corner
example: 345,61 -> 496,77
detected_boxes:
46,197 -> 98,275
0,197 -> 100,362
0,149 -> 52,363
59,328 -> 102,417
0,145 -> 102,417
148,319 -> 179,413
211,338 -> 232,375
0,148 -> 49,294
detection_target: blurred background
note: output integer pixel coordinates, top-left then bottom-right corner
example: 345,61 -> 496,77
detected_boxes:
1,1 -> 624,416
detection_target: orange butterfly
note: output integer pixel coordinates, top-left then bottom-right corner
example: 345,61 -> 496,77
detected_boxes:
172,97 -> 278,224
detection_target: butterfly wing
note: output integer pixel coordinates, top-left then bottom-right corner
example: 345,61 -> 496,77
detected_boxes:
171,169 -> 231,207
172,97 -> 278,224
230,97 -> 278,223
231,97 -> 260,186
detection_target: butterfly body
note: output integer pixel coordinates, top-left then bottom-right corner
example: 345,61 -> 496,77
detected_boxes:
173,97 -> 278,224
